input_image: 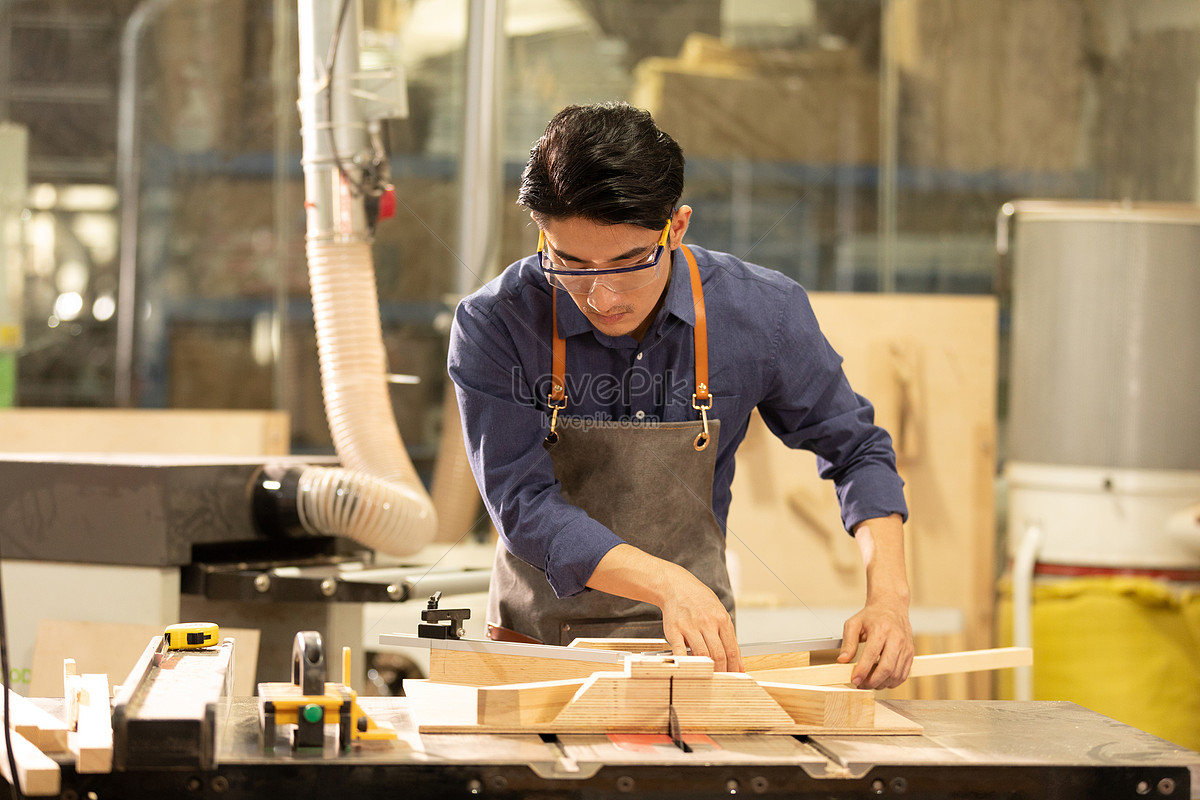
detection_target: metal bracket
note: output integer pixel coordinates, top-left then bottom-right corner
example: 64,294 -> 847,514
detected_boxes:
417,591 -> 471,640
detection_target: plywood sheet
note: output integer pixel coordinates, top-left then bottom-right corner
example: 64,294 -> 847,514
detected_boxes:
726,294 -> 998,700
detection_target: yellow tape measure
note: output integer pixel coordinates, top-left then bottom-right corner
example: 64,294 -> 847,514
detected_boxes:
163,622 -> 220,650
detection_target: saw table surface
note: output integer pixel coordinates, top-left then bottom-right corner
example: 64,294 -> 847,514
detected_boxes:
27,698 -> 1200,799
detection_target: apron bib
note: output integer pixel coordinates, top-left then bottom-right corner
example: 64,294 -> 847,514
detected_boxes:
487,246 -> 734,645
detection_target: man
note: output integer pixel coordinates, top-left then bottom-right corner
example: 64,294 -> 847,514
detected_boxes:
449,102 -> 913,688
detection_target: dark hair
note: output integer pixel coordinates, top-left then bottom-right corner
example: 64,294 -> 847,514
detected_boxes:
518,102 -> 684,230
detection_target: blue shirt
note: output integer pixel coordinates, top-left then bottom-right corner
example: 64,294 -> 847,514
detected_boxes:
448,244 -> 907,599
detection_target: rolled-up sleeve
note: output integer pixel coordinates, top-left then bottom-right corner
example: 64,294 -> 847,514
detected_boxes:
448,294 -> 625,597
754,285 -> 908,533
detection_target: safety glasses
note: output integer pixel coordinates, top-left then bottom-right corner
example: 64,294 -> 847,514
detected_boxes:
538,220 -> 671,295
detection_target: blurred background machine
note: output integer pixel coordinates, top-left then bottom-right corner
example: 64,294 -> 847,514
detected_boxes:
1000,200 -> 1200,750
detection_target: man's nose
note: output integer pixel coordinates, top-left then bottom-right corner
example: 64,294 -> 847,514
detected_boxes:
588,282 -> 621,311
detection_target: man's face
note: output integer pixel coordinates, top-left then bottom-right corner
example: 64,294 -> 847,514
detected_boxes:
538,210 -> 689,340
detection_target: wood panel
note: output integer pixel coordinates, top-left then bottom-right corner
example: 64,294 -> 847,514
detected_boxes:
0,408 -> 289,455
749,647 -> 1031,687
726,294 -> 998,699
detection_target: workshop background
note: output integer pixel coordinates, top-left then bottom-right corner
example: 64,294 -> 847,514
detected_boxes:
1,0 -> 1198,754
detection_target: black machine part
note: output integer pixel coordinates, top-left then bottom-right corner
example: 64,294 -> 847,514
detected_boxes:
417,591 -> 471,640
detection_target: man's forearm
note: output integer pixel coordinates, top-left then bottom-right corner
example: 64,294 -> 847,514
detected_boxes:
853,513 -> 910,607
585,543 -> 675,604
586,543 -> 743,671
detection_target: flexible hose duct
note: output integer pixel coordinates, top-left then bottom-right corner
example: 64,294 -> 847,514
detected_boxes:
252,0 -> 437,556
293,239 -> 437,555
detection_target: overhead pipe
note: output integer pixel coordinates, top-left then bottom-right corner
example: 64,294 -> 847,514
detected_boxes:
256,0 -> 436,556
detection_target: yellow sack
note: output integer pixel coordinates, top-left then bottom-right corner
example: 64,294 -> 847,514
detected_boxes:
998,576 -> 1200,751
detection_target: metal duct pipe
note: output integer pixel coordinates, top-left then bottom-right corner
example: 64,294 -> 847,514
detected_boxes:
268,0 -> 435,556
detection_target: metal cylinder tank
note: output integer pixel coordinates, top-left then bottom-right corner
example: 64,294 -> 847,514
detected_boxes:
1007,201 -> 1200,471
1004,201 -> 1200,569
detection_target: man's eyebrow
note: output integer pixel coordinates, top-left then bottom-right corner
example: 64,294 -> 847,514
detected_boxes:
548,241 -> 653,265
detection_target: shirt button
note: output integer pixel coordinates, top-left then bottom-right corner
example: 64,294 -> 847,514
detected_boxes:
635,410 -> 645,420
635,352 -> 643,361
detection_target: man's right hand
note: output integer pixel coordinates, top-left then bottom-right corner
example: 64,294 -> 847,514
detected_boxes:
586,543 -> 743,672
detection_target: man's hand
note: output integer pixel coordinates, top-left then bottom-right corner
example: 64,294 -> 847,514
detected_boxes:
587,544 -> 743,672
836,514 -> 914,689
837,598 -> 913,689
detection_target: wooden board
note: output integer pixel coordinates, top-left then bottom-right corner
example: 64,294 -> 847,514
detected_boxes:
389,634 -> 824,686
477,678 -> 590,727
5,689 -> 70,752
726,294 -> 999,700
550,671 -> 798,732
405,661 -> 923,737
749,648 -> 1032,687
566,638 -> 814,669
407,678 -> 921,736
0,727 -> 60,797
758,682 -> 876,728
429,647 -> 626,686
69,672 -> 113,774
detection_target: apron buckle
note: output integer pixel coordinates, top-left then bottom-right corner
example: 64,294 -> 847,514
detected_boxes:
545,393 -> 567,446
692,393 -> 712,451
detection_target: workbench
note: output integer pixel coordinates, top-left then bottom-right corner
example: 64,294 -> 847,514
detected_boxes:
24,696 -> 1200,799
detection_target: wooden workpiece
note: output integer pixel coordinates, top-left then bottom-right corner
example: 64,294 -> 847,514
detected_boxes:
757,682 -> 876,728
6,689 -> 70,752
65,662 -> 113,774
566,638 -> 810,670
1,691 -> 64,796
749,647 -> 1033,687
0,727 -> 61,797
408,653 -> 924,736
411,635 -> 817,686
551,657 -> 798,732
429,645 -> 625,686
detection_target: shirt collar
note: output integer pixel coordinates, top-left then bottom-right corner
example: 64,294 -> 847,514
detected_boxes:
551,248 -> 697,341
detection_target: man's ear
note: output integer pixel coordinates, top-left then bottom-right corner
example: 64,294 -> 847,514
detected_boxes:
669,205 -> 693,249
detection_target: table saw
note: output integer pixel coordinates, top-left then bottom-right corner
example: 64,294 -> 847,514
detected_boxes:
18,693 -> 1199,799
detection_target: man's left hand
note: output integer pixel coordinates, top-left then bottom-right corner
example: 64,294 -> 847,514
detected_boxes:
836,599 -> 914,689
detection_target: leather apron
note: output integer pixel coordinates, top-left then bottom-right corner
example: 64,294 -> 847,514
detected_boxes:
487,246 -> 735,646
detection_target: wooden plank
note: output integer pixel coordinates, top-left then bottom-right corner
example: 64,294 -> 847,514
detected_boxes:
757,682 -> 875,728
0,727 -> 61,797
743,651 -> 810,671
5,690 -> 69,752
749,647 -> 1033,686
428,647 -> 625,687
551,671 -> 797,733
477,679 -> 588,727
567,638 -> 814,670
626,655 -> 713,680
568,638 -> 668,652
70,673 -> 113,774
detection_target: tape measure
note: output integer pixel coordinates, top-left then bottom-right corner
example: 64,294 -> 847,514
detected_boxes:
164,622 -> 220,650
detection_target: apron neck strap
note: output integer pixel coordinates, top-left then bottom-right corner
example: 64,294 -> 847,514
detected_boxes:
547,245 -> 711,445
681,245 -> 711,406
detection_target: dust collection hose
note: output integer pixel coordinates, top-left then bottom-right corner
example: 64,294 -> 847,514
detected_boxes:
253,0 -> 436,556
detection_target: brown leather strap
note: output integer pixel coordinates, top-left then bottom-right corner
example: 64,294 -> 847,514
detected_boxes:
487,623 -> 543,644
548,246 -> 710,416
549,287 -> 567,406
680,245 -> 710,404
